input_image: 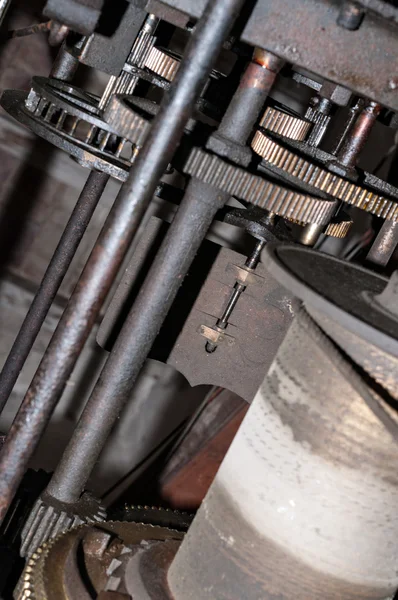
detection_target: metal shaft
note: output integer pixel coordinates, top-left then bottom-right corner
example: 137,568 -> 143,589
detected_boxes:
337,101 -> 381,168
46,47 -> 282,504
366,220 -> 398,267
206,239 -> 265,353
0,0 -> 248,525
0,171 -> 109,414
47,180 -> 229,503
50,43 -> 79,81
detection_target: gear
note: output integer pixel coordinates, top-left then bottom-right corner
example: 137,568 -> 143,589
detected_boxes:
251,130 -> 398,220
20,491 -> 106,558
325,216 -> 353,238
145,46 -> 181,82
259,106 -> 312,141
184,147 -> 337,225
1,78 -> 134,181
304,105 -> 331,147
17,519 -> 185,600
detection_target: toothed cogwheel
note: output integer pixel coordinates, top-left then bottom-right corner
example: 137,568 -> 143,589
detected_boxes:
251,130 -> 398,221
259,106 -> 312,141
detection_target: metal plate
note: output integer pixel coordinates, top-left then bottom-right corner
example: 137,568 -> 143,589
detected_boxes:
157,0 -> 398,112
264,243 -> 398,358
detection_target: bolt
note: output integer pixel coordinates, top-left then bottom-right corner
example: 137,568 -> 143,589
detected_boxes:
337,1 -> 365,30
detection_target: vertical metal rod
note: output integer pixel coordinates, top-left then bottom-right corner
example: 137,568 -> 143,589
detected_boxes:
0,171 -> 109,414
206,238 -> 265,353
337,101 -> 381,168
0,0 -> 248,525
47,180 -> 229,503
50,43 -> 79,81
46,50 -> 282,505
366,220 -> 398,267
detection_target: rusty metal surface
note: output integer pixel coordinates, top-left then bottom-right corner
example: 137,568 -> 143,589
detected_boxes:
157,0 -> 398,111
160,388 -> 247,510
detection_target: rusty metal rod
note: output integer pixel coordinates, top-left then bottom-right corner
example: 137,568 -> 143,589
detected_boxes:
47,180 -> 229,503
366,220 -> 398,267
46,50 -> 283,505
0,171 -> 109,414
0,0 -> 248,524
337,101 -> 381,168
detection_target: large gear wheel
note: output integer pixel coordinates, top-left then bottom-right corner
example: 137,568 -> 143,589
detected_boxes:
16,517 -> 186,600
184,146 -> 337,225
251,130 -> 398,220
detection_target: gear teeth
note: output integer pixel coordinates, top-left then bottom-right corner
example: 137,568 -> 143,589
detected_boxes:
20,494 -> 106,558
184,147 -> 336,225
325,218 -> 353,238
144,47 -> 180,82
251,131 -> 398,221
260,106 -> 312,141
304,106 -> 331,147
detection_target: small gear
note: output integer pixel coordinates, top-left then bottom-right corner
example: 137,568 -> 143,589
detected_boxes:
259,106 -> 312,141
325,217 -> 353,238
251,130 -> 398,221
184,146 -> 337,225
144,46 -> 181,82
304,105 -> 331,147
20,492 -> 106,558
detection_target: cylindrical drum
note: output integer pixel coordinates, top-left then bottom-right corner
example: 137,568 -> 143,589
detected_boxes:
168,311 -> 398,600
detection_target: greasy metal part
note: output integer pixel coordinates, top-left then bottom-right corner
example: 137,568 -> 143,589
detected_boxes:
43,0 -> 104,35
336,101 -> 382,169
46,180 -> 230,505
157,0 -> 398,112
207,49 -> 285,166
337,1 -> 365,30
168,308 -> 398,600
20,491 -> 106,558
0,171 -> 109,415
0,0 -> 247,525
185,147 -> 337,224
17,521 -> 184,600
205,239 -> 266,353
50,44 -> 79,82
251,132 -> 398,220
366,220 -> 398,267
259,106 -> 311,141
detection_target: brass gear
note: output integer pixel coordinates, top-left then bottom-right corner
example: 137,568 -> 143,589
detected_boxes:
259,106 -> 312,141
251,130 -> 398,221
144,46 -> 180,82
17,520 -> 184,600
325,217 -> 353,238
184,147 -> 337,225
